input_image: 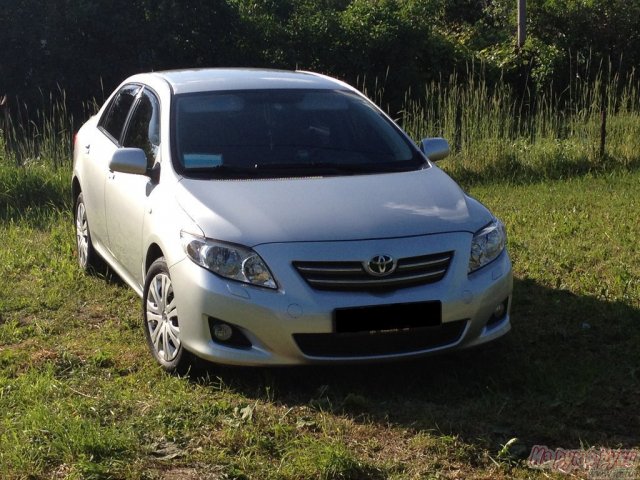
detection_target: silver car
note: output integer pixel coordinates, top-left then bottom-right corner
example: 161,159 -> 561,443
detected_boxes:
72,69 -> 513,371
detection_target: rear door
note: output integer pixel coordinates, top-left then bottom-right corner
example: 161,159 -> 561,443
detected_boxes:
84,84 -> 141,251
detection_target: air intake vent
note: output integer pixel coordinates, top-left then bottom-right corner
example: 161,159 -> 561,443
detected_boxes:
293,319 -> 467,357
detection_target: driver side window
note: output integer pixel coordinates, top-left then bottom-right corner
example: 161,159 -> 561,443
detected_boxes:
123,89 -> 160,168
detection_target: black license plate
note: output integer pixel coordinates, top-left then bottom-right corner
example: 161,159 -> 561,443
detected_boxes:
334,301 -> 442,333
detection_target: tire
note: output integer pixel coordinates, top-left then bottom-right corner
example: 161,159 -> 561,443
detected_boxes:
75,192 -> 100,271
142,257 -> 192,373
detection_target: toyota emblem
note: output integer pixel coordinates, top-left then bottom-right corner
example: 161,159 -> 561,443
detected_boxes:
364,254 -> 397,277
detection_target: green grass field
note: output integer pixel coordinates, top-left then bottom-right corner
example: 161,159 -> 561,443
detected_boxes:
0,157 -> 638,479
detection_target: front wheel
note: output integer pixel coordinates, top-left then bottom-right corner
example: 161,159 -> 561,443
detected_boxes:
143,257 -> 192,373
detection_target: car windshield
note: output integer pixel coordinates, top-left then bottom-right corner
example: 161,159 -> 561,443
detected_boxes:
172,89 -> 425,178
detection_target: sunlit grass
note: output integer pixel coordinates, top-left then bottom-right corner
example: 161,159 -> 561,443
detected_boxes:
0,78 -> 639,478
0,161 -> 638,478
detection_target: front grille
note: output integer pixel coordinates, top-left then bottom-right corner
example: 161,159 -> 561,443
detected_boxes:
293,319 -> 467,358
293,251 -> 453,291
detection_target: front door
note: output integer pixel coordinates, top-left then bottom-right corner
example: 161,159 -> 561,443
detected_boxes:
104,88 -> 161,286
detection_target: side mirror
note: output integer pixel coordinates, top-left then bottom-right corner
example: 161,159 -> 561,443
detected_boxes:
109,148 -> 148,175
420,137 -> 450,162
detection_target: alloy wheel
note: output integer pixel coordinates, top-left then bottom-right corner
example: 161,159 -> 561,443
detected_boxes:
76,201 -> 89,268
145,272 -> 181,362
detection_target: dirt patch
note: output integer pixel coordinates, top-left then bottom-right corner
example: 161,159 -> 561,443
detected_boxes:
160,466 -> 225,480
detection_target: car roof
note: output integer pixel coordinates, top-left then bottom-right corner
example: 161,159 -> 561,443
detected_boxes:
139,68 -> 349,95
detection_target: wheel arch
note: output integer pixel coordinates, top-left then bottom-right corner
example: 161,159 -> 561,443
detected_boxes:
71,177 -> 81,216
145,243 -> 164,274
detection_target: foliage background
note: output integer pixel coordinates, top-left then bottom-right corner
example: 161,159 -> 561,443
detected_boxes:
2,0 -> 640,113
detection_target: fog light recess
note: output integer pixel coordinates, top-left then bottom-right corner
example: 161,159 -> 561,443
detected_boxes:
486,298 -> 509,328
208,318 -> 252,349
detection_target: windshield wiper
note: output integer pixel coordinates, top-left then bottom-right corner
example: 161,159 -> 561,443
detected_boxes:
184,164 -> 256,177
255,161 -> 420,174
184,161 -> 424,179
255,162 -> 355,172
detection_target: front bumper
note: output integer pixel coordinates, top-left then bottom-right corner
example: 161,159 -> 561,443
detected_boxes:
169,232 -> 513,366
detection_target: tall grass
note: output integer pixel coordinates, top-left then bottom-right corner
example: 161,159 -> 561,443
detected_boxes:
0,90 -> 99,169
1,70 -> 640,183
0,91 -> 85,219
400,67 -> 640,183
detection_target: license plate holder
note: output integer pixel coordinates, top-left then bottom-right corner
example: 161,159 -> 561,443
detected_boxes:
334,301 -> 442,333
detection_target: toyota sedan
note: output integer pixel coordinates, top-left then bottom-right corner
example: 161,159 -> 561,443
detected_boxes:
72,68 -> 512,372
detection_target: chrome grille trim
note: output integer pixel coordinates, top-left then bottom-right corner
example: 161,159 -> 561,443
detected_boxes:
396,255 -> 450,271
295,264 -> 362,275
293,252 -> 453,291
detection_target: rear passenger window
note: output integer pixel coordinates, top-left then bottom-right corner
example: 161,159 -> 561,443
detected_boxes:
99,84 -> 141,143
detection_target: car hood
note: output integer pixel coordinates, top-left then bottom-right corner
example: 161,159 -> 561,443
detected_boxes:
175,167 -> 493,246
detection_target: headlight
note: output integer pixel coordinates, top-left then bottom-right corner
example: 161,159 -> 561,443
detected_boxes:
180,232 -> 277,289
468,219 -> 507,273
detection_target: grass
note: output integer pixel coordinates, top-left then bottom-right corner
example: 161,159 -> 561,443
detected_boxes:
1,76 -> 639,477
0,156 -> 639,479
400,69 -> 640,184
